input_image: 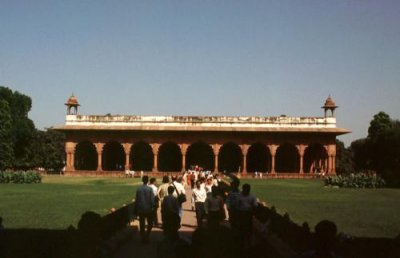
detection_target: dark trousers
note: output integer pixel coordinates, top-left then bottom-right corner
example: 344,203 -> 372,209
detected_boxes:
228,209 -> 240,231
153,207 -> 159,225
239,211 -> 253,247
138,211 -> 153,241
195,202 -> 205,227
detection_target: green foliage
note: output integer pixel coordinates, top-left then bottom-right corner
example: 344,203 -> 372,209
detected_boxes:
34,130 -> 66,172
0,170 -> 42,184
351,112 -> 400,186
0,99 -> 14,169
336,139 -> 353,175
0,86 -> 37,170
324,173 -> 386,188
368,111 -> 392,139
350,138 -> 372,171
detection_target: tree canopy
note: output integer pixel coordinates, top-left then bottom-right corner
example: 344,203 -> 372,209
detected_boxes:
351,111 -> 400,185
0,86 -> 65,171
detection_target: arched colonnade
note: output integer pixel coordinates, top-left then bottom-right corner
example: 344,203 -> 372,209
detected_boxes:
65,140 -> 337,174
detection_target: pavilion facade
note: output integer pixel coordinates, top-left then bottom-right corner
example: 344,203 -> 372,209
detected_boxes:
53,95 -> 349,177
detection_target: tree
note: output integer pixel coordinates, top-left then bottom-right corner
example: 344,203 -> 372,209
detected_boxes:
335,139 -> 353,174
0,86 -> 37,170
351,112 -> 400,186
368,111 -> 392,139
34,129 -> 65,172
350,138 -> 372,171
372,121 -> 400,185
0,99 -> 14,169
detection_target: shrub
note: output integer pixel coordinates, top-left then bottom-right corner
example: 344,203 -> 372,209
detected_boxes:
0,170 -> 42,184
325,172 -> 385,188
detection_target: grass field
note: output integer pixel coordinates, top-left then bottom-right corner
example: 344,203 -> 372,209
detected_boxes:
0,176 -> 399,238
0,176 -> 141,229
243,179 -> 400,238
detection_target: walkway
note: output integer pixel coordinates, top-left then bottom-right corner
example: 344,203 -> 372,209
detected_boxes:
113,187 -> 198,258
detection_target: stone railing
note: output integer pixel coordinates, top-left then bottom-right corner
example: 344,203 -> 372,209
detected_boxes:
65,114 -> 337,129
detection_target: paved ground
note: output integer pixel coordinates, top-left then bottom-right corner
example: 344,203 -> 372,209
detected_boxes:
113,187 -> 198,258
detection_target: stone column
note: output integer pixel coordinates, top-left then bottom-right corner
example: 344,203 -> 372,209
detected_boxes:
65,142 -> 76,171
95,143 -> 104,172
327,144 -> 337,175
241,144 -> 249,174
123,143 -> 132,170
212,144 -> 221,173
297,145 -> 306,174
180,144 -> 188,172
268,144 -> 277,174
151,143 -> 160,172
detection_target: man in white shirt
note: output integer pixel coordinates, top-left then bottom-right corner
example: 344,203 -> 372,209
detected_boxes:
192,180 -> 207,227
171,175 -> 186,221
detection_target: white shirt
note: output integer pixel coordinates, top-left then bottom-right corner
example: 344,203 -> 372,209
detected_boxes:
149,184 -> 158,197
192,187 -> 207,203
171,181 -> 185,197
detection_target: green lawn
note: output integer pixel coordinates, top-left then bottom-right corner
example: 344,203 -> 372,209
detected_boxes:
0,176 -> 141,229
0,177 -> 399,238
242,179 -> 400,238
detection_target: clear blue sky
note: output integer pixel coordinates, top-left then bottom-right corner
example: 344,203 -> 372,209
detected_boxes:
1,0 -> 399,146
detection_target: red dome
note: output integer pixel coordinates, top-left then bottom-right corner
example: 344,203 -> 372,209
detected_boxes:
65,94 -> 80,106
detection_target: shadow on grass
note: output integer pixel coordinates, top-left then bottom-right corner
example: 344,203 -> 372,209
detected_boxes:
0,203 -> 134,258
254,204 -> 400,258
1,202 -> 399,258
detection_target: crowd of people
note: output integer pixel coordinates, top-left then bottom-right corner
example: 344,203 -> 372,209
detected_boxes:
134,169 -> 340,258
133,169 -> 258,250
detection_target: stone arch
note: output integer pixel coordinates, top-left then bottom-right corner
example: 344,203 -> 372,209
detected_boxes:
247,143 -> 270,173
158,142 -> 182,172
131,141 -> 153,171
276,143 -> 299,173
186,141 -> 214,171
218,142 -> 242,173
102,141 -> 125,171
75,141 -> 97,170
304,144 -> 328,173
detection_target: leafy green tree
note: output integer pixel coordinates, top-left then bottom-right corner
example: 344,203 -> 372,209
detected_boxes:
336,139 -> 353,174
34,129 -> 65,172
350,138 -> 372,171
0,86 -> 37,169
371,121 -> 400,185
368,111 -> 392,138
0,99 -> 14,169
352,112 -> 400,186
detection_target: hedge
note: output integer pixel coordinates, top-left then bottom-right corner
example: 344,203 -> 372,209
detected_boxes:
0,171 -> 42,184
325,173 -> 385,188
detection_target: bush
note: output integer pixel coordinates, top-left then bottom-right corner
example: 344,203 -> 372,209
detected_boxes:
325,172 -> 385,188
0,170 -> 42,184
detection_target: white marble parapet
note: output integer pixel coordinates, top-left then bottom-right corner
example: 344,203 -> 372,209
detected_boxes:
62,114 -> 339,129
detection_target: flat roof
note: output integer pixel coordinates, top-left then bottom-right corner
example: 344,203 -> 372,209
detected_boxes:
52,114 -> 350,135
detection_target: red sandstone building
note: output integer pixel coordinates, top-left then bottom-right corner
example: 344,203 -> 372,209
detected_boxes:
54,95 -> 349,177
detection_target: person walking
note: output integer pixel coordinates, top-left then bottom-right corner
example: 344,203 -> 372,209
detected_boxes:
161,186 -> 180,240
157,176 -> 170,203
171,175 -> 186,221
237,183 -> 258,249
192,180 -> 207,227
134,175 -> 154,243
149,177 -> 159,226
226,179 -> 241,232
205,186 -> 224,229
